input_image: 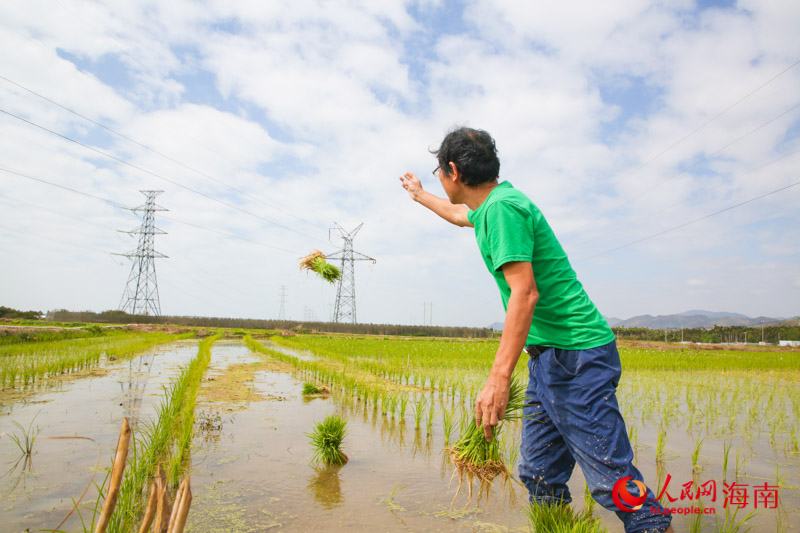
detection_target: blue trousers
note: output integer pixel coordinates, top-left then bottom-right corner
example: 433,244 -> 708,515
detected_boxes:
518,341 -> 672,533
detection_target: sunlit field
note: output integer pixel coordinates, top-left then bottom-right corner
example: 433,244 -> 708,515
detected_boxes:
1,328 -> 797,532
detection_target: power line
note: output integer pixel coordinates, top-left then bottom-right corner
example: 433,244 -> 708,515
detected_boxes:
563,99 -> 800,238
575,177 -> 800,263
633,145 -> 800,222
0,165 -> 303,255
0,107 -> 329,245
564,58 -> 800,217
0,74 -> 327,231
0,223 -> 110,256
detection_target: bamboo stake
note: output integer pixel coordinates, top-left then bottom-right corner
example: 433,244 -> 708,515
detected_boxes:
94,417 -> 131,533
167,477 -> 192,533
170,478 -> 192,533
153,465 -> 172,533
137,480 -> 159,533
166,477 -> 186,532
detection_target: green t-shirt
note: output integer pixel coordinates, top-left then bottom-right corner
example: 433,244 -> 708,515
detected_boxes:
466,181 -> 614,350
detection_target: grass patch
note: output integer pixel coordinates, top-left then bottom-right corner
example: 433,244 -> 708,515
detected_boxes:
199,360 -> 293,405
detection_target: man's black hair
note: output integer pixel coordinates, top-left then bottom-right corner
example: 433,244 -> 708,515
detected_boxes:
432,127 -> 500,186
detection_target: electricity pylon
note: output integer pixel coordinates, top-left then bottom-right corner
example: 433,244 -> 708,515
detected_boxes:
117,190 -> 167,316
278,285 -> 288,320
326,223 -> 375,324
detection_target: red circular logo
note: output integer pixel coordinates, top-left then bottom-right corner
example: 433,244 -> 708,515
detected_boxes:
612,476 -> 648,512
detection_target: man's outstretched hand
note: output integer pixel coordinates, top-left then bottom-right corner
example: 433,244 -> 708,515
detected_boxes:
475,375 -> 511,442
399,172 -> 424,202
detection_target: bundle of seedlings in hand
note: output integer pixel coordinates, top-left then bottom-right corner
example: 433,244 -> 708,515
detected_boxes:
299,250 -> 341,284
448,376 -> 525,507
308,414 -> 349,466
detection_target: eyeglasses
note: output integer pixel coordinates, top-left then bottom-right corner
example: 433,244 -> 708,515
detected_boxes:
432,166 -> 440,177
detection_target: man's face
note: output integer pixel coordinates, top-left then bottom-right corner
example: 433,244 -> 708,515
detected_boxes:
436,164 -> 460,204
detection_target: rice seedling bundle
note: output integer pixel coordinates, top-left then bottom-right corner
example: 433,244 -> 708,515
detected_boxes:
308,414 -> 349,466
447,376 -> 525,506
299,250 -> 341,284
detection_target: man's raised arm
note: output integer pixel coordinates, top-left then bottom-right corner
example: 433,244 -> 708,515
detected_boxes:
399,172 -> 473,227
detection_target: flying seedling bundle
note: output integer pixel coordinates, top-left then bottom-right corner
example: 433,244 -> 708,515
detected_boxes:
299,250 -> 341,284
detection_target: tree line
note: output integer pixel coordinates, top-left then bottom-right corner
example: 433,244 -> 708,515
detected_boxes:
43,309 -> 495,338
612,324 -> 800,344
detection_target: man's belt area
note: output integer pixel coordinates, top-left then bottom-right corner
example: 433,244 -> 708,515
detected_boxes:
524,345 -> 551,357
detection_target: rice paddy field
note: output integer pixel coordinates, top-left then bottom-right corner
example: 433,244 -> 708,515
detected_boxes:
0,326 -> 798,532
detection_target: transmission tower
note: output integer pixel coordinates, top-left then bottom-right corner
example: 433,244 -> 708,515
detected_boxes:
326,223 -> 375,324
117,190 -> 167,316
278,285 -> 288,320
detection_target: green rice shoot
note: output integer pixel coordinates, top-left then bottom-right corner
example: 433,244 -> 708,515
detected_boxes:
526,500 -> 608,533
308,414 -> 349,466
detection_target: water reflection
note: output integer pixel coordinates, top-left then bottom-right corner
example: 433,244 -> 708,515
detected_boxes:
117,353 -> 156,432
307,465 -> 344,509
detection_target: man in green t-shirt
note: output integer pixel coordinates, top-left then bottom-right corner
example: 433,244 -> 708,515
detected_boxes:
400,127 -> 673,533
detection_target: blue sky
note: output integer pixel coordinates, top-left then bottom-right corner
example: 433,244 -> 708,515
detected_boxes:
1,0 -> 798,326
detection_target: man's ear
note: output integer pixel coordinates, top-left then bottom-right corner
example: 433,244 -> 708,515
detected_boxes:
448,162 -> 461,182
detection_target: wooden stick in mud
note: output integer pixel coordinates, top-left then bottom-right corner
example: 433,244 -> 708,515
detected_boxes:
167,476 -> 192,533
166,477 -> 185,532
153,465 -> 172,533
137,480 -> 159,533
94,417 -> 131,533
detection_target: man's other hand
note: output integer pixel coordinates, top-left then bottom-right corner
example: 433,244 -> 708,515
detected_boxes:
475,375 -> 511,442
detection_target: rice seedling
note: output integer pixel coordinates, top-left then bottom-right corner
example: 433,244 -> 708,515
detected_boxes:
526,500 -> 607,533
426,402 -> 435,436
683,504 -> 708,533
447,377 -> 525,506
413,396 -> 428,429
692,430 -> 705,472
655,423 -> 669,465
583,480 -> 596,517
713,507 -> 756,533
380,483 -> 408,511
7,411 -> 42,457
441,408 -> 454,444
787,423 -> 799,453
308,414 -> 349,466
734,447 -> 747,479
397,393 -> 409,419
299,249 -> 341,283
722,440 -> 732,481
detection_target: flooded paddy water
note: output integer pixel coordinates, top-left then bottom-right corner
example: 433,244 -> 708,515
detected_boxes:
1,334 -> 798,532
187,340 -> 532,533
0,339 -> 199,532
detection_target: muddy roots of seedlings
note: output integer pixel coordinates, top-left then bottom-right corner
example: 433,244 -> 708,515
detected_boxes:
299,250 -> 341,284
446,376 -> 526,508
447,445 -> 511,508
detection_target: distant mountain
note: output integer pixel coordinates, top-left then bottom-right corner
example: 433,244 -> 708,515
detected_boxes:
489,321 -> 504,331
676,310 -> 751,319
611,311 -> 787,329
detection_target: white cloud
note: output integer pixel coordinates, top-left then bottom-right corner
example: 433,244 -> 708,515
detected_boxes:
1,0 -> 798,324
